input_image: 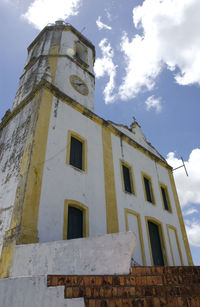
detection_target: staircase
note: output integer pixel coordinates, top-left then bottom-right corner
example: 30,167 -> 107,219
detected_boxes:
47,266 -> 200,306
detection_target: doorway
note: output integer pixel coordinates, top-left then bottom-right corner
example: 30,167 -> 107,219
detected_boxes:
148,221 -> 164,266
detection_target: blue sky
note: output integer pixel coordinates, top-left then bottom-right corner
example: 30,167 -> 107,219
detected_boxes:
0,0 -> 200,265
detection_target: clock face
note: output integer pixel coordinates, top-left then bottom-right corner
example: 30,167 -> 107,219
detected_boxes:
70,75 -> 89,96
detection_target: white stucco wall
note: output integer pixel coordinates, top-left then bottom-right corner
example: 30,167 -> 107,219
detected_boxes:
111,133 -> 188,265
12,232 -> 136,277
0,276 -> 84,307
38,98 -> 106,242
0,101 -> 34,255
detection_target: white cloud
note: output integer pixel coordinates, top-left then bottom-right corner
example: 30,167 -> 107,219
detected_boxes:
119,0 -> 200,100
94,39 -> 117,103
185,219 -> 200,247
96,16 -> 112,31
145,95 -> 162,113
166,149 -> 200,207
22,0 -> 82,30
183,208 -> 198,216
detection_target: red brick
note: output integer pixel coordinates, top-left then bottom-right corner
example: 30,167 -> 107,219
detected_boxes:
85,287 -> 92,298
104,286 -> 112,298
90,276 -> 96,286
130,286 -> 135,296
84,276 -> 91,286
108,299 -> 117,307
94,299 -> 101,307
167,296 -> 178,307
122,298 -> 131,306
103,276 -> 113,285
146,276 -> 153,285
93,288 -> 99,298
99,287 -> 104,297
112,286 -> 118,297
136,276 -> 143,286
117,287 -> 124,297
152,297 -> 161,307
72,287 -> 80,298
135,286 -> 143,297
118,276 -> 125,286
159,297 -> 167,306
65,287 -> 73,298
114,299 -> 122,307
88,299 -> 96,307
129,276 -> 136,286
95,276 -> 103,286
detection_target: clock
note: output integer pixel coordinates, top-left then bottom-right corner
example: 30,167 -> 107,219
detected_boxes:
70,75 -> 89,96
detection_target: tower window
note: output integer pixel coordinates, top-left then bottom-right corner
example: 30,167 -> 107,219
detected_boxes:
142,174 -> 155,204
75,41 -> 88,64
160,184 -> 172,212
66,130 -> 87,172
121,161 -> 135,194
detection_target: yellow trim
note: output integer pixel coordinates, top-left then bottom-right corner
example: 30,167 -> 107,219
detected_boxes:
70,75 -> 89,96
63,200 -> 89,239
102,126 -> 119,233
167,224 -> 184,266
141,172 -> 156,205
17,89 -> 53,244
145,216 -> 169,266
159,182 -> 172,213
66,130 -> 87,172
168,169 -> 193,265
124,209 -> 146,265
120,160 -> 136,195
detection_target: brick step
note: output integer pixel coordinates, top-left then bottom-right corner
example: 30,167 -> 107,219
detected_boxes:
85,296 -> 200,307
63,284 -> 200,300
47,267 -> 200,307
48,273 -> 200,288
131,266 -> 200,276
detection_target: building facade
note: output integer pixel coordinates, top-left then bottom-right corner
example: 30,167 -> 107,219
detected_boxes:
0,22 -> 193,278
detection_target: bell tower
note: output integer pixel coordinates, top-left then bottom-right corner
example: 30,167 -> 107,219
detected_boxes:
13,21 -> 95,111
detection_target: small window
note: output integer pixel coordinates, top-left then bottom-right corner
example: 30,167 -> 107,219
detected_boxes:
66,131 -> 87,172
121,161 -> 135,194
63,200 -> 89,240
142,174 -> 155,204
123,165 -> 132,193
75,41 -> 88,64
160,184 -> 172,212
70,136 -> 83,169
67,206 -> 83,240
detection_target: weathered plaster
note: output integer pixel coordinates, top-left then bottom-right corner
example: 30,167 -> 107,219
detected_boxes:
11,232 -> 136,277
0,100 -> 34,255
0,275 -> 84,307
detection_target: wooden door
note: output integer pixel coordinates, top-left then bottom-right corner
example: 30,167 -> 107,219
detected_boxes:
148,221 -> 164,266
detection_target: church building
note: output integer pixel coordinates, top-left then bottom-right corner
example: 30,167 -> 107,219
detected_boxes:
0,21 -> 193,281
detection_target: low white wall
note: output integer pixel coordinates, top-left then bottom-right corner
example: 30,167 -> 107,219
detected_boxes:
0,276 -> 84,307
12,232 -> 136,277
